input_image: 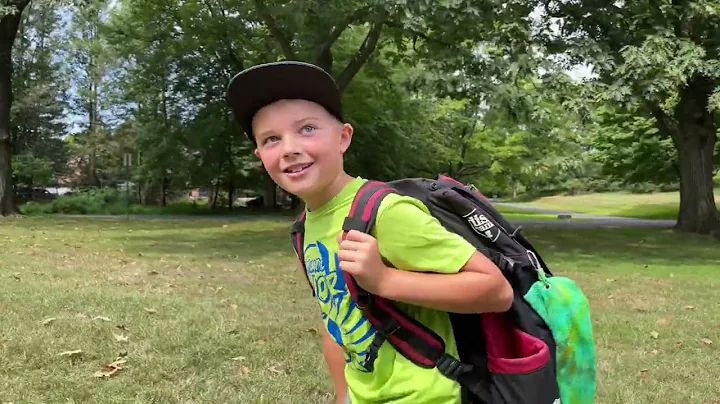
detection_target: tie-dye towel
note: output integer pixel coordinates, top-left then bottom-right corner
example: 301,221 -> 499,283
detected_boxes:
524,268 -> 597,404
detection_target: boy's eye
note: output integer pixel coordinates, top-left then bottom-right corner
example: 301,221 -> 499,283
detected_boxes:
301,125 -> 316,133
262,135 -> 280,145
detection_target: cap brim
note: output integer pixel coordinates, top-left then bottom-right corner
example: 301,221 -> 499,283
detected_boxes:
226,61 -> 342,143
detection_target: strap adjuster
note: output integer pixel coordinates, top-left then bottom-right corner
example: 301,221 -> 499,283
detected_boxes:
436,353 -> 473,381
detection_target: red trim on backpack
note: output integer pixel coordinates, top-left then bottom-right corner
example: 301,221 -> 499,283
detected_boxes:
374,298 -> 444,366
348,181 -> 386,218
439,175 -> 465,187
340,183 -> 446,368
439,175 -> 490,203
481,313 -> 551,374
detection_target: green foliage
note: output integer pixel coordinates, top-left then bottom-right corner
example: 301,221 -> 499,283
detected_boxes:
587,105 -> 678,186
21,188 -> 122,214
12,154 -> 54,187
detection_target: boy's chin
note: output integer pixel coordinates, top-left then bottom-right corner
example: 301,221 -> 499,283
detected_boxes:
279,180 -> 318,199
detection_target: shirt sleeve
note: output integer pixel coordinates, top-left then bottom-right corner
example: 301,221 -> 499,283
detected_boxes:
372,193 -> 477,274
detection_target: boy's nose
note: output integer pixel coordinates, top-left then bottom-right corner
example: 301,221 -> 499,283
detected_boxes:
281,135 -> 301,156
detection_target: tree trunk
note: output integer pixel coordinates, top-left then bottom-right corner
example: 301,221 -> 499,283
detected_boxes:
672,78 -> 720,234
0,3 -> 29,216
161,177 -> 167,207
211,182 -> 220,209
263,172 -> 276,209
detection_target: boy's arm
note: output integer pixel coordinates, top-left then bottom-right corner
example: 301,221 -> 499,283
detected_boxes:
379,251 -> 512,313
321,324 -> 348,404
338,196 -> 513,314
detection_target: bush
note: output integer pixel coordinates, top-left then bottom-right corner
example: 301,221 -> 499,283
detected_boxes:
19,188 -> 126,215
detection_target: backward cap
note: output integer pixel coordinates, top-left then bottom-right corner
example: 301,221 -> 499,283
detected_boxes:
226,61 -> 343,144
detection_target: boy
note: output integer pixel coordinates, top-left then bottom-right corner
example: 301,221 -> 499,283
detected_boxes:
227,61 -> 513,404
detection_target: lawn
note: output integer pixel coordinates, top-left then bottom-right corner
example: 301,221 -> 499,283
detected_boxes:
0,216 -> 718,403
516,189 -> 720,220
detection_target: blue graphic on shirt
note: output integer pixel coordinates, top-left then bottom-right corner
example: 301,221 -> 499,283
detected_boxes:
305,240 -> 377,372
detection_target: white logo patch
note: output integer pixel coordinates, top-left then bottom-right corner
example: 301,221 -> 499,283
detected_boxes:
464,209 -> 500,242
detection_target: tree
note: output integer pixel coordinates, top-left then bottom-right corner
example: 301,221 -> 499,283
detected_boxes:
536,0 -> 720,234
245,0 -> 535,207
13,1 -> 70,186
0,1 -> 30,216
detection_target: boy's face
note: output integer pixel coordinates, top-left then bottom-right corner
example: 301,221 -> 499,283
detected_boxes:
252,99 -> 352,202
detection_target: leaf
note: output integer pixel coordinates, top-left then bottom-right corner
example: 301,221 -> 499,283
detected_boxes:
94,358 -> 127,379
639,369 -> 649,383
231,304 -> 238,311
77,313 -> 88,319
607,295 -> 615,299
657,318 -> 670,326
606,278 -> 616,282
650,331 -> 659,339
143,308 -> 157,314
59,349 -> 83,358
237,365 -> 251,376
257,339 -> 267,346
231,356 -> 247,361
41,317 -> 58,325
684,305 -> 697,311
113,334 -> 129,343
93,316 -> 111,322
268,365 -> 286,375
675,340 -> 685,348
700,338 -> 713,346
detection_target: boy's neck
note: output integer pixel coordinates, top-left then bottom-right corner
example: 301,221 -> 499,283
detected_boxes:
304,171 -> 355,212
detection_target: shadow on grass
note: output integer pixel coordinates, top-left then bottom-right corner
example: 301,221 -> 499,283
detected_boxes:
106,222 -> 293,262
101,216 -> 720,278
525,227 -> 719,276
612,203 -> 720,221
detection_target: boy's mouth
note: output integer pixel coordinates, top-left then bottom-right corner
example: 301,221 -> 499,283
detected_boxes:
284,163 -> 313,174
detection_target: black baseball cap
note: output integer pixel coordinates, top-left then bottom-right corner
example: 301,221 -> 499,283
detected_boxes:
226,61 -> 344,144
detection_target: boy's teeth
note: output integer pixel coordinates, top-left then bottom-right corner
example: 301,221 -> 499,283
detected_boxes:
288,164 -> 309,173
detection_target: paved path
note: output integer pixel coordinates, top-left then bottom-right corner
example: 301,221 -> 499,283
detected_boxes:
493,202 -> 676,229
53,203 -> 677,230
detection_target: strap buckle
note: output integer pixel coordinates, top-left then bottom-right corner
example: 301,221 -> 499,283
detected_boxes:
364,318 -> 401,372
436,353 -> 473,381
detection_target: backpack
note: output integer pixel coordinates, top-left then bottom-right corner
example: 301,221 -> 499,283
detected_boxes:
290,175 -> 597,404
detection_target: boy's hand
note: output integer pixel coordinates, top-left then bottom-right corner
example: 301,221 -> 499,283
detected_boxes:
338,230 -> 390,295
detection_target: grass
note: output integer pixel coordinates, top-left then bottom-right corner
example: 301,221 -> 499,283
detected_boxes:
0,216 -> 718,403
516,189 -> 720,220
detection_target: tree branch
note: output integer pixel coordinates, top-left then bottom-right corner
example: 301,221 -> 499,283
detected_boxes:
383,20 -> 456,49
315,5 -> 373,71
335,9 -> 388,93
253,0 -> 295,60
201,0 -> 244,71
646,100 -> 678,140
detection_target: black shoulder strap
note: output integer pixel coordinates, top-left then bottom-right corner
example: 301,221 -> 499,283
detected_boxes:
339,181 -> 477,387
290,211 -> 315,296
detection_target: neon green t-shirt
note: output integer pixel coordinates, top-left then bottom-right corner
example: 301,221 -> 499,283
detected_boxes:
302,177 -> 477,404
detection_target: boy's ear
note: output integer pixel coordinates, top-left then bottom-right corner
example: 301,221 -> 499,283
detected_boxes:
340,123 -> 353,154
253,148 -> 260,159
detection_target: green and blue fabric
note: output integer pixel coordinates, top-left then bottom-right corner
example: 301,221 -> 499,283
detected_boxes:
524,266 -> 597,404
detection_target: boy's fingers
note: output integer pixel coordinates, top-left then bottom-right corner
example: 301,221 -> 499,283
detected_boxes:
338,249 -> 361,263
339,261 -> 358,274
344,230 -> 374,243
339,239 -> 365,252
